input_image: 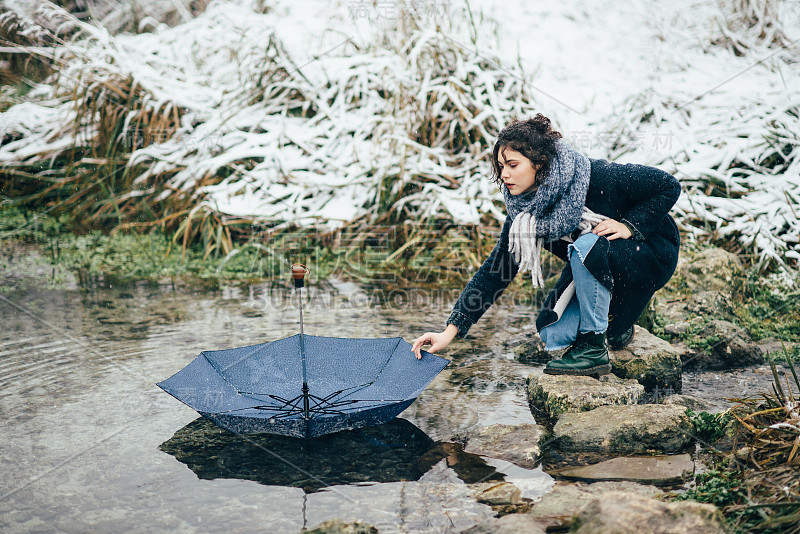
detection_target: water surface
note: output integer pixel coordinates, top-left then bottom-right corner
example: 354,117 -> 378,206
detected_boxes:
0,256 -> 551,533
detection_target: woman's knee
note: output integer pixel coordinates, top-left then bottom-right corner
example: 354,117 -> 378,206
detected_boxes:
568,233 -> 600,263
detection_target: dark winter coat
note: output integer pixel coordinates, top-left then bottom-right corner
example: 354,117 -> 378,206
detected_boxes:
446,158 -> 681,339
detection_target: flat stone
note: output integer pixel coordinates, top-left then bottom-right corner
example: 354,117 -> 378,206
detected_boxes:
470,481 -> 523,505
611,326 -> 682,391
553,404 -> 692,453
572,491 -> 727,533
549,454 -> 694,485
463,423 -> 547,469
461,513 -> 547,534
527,481 -> 664,530
527,372 -> 644,421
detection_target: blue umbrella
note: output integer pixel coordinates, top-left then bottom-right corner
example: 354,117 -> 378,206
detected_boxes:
157,265 -> 449,439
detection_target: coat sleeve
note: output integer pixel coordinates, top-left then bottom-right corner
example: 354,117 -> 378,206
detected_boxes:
446,216 -> 518,338
614,163 -> 681,240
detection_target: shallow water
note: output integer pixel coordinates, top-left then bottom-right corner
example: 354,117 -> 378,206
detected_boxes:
2,249 -> 789,533
0,257 -> 553,533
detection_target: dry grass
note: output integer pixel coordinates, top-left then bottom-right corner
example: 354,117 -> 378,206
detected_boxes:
729,356 -> 800,533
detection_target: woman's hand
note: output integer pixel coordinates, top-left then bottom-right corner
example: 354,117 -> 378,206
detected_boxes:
411,324 -> 458,359
592,219 -> 632,240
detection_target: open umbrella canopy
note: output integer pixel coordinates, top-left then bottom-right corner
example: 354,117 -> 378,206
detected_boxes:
158,265 -> 449,439
157,333 -> 449,439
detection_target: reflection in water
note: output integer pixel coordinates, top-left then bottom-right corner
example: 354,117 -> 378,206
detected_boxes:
159,417 -> 506,494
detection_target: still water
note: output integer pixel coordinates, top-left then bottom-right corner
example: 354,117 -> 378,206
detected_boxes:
0,259 -> 553,533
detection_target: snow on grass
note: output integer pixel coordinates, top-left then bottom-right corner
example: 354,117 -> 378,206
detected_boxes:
1,0 -> 799,269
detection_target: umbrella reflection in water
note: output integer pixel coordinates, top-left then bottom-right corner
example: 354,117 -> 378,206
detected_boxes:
158,417 -> 505,493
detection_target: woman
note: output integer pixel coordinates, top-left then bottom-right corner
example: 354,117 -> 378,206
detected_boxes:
411,114 -> 681,376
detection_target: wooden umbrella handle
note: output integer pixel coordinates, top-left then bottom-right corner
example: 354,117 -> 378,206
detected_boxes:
291,264 -> 309,288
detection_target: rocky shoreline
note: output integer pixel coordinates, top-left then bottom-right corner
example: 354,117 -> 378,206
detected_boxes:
309,247 -> 798,533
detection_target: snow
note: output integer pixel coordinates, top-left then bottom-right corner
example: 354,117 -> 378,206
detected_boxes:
2,0 -> 800,268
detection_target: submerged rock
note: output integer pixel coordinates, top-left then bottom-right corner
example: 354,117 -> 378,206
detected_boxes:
548,453 -> 694,486
571,491 -> 727,533
448,360 -> 531,391
682,320 -> 764,369
610,326 -> 682,391
553,404 -> 692,453
527,372 -> 644,422
463,423 -> 547,469
526,480 -> 664,531
306,519 -> 379,534
461,513 -> 547,534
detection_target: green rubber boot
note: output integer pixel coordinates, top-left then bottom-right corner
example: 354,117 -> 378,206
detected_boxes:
544,331 -> 611,377
608,326 -> 635,350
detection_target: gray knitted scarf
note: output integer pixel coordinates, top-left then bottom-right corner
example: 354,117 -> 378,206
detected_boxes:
502,139 -> 607,287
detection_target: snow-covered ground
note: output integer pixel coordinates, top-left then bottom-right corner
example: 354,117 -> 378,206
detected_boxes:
2,0 -> 799,267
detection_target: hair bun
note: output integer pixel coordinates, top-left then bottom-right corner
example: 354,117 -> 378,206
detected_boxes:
529,113 -> 560,138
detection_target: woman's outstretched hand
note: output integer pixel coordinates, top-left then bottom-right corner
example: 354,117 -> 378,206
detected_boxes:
592,219 -> 632,240
411,324 -> 458,359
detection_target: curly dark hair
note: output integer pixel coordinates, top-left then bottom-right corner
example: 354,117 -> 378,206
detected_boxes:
490,114 -> 563,187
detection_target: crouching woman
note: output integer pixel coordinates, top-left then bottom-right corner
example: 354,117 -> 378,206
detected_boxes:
411,114 -> 681,375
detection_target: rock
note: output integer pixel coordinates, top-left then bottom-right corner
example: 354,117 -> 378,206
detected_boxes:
549,454 -> 694,486
658,291 -> 736,325
571,491 -> 727,533
682,320 -> 764,369
502,330 -> 550,364
527,373 -> 644,422
470,481 -> 523,505
463,423 -> 547,469
680,248 -> 745,295
460,513 -> 547,534
527,481 -> 664,530
686,291 -> 737,319
755,337 -> 799,359
663,394 -> 718,413
306,519 -> 379,534
553,404 -> 692,453
610,326 -> 682,391
663,321 -> 691,335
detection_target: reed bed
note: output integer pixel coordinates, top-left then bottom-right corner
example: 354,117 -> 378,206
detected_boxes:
1,0 -> 799,274
598,0 -> 800,270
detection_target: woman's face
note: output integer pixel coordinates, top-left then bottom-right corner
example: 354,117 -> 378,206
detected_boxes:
497,147 -> 542,195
